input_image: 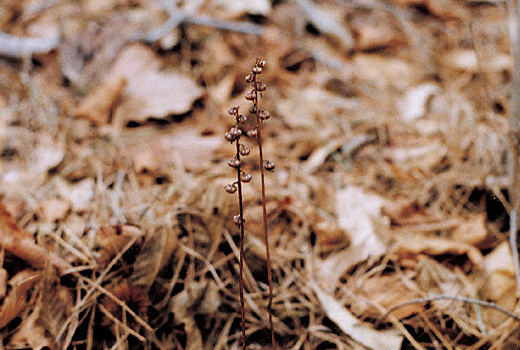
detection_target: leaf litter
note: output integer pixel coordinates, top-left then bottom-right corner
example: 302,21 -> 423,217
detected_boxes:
0,0 -> 519,349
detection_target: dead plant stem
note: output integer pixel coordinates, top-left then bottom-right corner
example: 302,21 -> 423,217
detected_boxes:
253,72 -> 276,348
236,139 -> 247,350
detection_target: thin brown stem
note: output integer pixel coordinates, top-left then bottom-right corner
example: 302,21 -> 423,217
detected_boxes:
235,140 -> 247,350
253,71 -> 275,349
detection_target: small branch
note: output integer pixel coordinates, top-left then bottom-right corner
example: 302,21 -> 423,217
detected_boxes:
0,32 -> 59,58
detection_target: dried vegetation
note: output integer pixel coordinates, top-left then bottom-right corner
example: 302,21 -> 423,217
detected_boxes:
0,0 -> 519,349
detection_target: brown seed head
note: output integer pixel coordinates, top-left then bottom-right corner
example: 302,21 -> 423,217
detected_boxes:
247,127 -> 258,138
241,173 -> 252,183
256,82 -> 266,92
252,66 -> 262,74
259,109 -> 270,120
264,161 -> 275,171
228,157 -> 241,168
225,183 -> 237,194
233,214 -> 242,225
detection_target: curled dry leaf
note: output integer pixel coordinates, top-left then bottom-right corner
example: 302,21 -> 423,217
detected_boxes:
0,270 -> 41,329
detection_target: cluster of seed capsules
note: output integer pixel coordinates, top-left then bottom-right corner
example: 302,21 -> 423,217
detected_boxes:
224,59 -> 275,225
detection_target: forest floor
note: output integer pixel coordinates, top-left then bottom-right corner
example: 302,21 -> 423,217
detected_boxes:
0,0 -> 518,349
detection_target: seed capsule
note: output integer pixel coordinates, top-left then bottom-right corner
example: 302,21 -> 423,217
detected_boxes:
225,183 -> 237,194
258,109 -> 270,120
245,90 -> 257,101
256,82 -> 266,92
241,173 -> 252,183
249,105 -> 257,114
252,66 -> 262,74
228,157 -> 241,168
264,161 -> 275,171
229,127 -> 242,138
239,144 -> 250,156
225,132 -> 235,142
256,59 -> 266,67
247,128 -> 258,138
237,114 -> 247,123
228,107 -> 238,115
245,74 -> 254,83
233,214 -> 242,225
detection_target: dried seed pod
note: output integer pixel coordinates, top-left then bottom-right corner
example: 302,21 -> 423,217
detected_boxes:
258,109 -> 270,120
229,127 -> 242,138
225,132 -> 235,142
264,161 -> 275,171
256,82 -> 266,92
228,157 -> 241,168
256,59 -> 266,67
240,172 -> 252,183
239,144 -> 250,156
245,90 -> 257,101
233,214 -> 242,225
237,114 -> 247,123
225,183 -> 237,194
247,127 -> 258,138
245,74 -> 254,83
228,107 -> 238,115
249,105 -> 257,114
252,66 -> 263,74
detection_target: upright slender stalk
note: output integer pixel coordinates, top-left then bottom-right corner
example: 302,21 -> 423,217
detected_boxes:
247,59 -> 275,348
225,108 -> 252,350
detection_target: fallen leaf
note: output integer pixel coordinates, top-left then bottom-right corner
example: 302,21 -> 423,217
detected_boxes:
310,282 -> 403,350
108,44 -> 204,124
392,234 -> 483,266
0,270 -> 41,329
0,201 -> 71,274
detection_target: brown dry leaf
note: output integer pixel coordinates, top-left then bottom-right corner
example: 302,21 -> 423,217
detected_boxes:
131,225 -> 179,291
480,243 -> 517,326
383,198 -> 442,226
351,12 -> 407,51
109,44 -> 204,124
126,125 -> 223,174
310,282 -> 403,350
451,214 -> 488,246
0,201 -> 71,274
392,234 -> 483,266
351,275 -> 424,320
94,225 -> 144,265
0,270 -> 40,329
74,75 -> 126,126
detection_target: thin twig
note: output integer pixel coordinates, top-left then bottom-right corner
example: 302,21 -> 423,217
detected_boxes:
0,32 -> 60,58
508,0 -> 520,297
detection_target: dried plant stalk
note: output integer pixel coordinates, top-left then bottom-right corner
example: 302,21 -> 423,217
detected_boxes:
225,107 -> 251,350
225,59 -> 275,349
246,59 -> 276,348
